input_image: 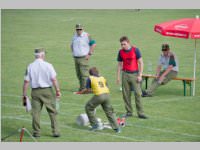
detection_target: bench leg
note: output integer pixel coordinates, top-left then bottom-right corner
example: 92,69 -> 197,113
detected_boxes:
182,80 -> 186,96
189,82 -> 192,96
145,77 -> 148,90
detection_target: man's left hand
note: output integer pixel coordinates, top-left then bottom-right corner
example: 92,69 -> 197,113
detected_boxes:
85,55 -> 90,60
158,76 -> 165,84
137,75 -> 142,83
22,96 -> 27,106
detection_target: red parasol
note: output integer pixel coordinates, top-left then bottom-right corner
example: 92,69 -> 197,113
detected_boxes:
154,15 -> 200,96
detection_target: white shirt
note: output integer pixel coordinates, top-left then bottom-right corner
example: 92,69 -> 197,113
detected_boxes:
71,31 -> 90,57
24,58 -> 57,88
158,52 -> 179,72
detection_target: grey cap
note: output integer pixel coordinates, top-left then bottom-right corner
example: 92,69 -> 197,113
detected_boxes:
75,24 -> 83,29
34,48 -> 45,54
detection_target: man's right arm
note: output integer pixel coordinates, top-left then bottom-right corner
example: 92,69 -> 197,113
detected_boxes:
76,78 -> 92,94
22,80 -> 29,106
158,65 -> 173,83
156,55 -> 162,78
22,67 -> 30,106
117,62 -> 122,84
116,51 -> 122,84
156,65 -> 162,78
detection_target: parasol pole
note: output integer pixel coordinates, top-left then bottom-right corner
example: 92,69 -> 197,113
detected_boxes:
192,15 -> 199,96
193,39 -> 197,96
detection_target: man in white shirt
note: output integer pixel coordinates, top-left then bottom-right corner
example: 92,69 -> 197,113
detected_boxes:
142,44 -> 179,97
71,24 -> 96,92
22,48 -> 61,138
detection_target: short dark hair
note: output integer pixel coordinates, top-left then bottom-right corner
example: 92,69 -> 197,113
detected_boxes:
89,67 -> 99,76
35,48 -> 45,53
162,43 -> 170,51
120,36 -> 130,43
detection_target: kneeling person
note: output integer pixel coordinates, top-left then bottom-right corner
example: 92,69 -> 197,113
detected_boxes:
78,67 -> 120,133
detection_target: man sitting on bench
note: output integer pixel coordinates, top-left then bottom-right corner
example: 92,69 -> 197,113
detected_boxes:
142,43 -> 179,97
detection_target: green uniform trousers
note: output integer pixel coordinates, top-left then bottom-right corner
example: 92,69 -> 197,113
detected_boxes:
146,70 -> 178,96
85,93 -> 119,129
122,71 -> 144,116
74,57 -> 89,91
31,87 -> 59,136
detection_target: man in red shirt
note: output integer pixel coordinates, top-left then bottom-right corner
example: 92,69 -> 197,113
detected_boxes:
116,36 -> 147,119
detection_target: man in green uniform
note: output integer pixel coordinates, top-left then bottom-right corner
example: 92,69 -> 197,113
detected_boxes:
142,43 -> 179,97
22,48 -> 61,137
71,24 -> 96,92
116,36 -> 147,119
77,67 -> 121,133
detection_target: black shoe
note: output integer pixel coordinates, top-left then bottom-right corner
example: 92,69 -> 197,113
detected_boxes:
114,128 -> 121,133
122,113 -> 133,118
142,90 -> 152,97
32,134 -> 40,138
138,114 -> 148,119
52,133 -> 60,137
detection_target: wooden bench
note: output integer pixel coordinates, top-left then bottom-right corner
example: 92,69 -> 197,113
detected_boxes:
142,74 -> 195,96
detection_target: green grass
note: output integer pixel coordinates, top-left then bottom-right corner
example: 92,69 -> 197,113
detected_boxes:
1,9 -> 200,142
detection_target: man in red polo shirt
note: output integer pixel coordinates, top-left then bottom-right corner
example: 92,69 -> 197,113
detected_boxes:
116,36 -> 147,119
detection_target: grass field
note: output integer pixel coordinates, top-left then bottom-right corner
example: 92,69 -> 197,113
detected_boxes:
1,9 -> 200,142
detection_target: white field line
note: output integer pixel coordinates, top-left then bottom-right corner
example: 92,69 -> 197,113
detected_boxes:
1,94 -> 121,107
1,104 -> 23,109
2,116 -> 142,142
1,103 -> 112,117
3,115 -> 200,140
149,115 -> 200,125
2,94 -> 22,98
3,103 -> 200,126
127,123 -> 200,138
60,102 -> 121,107
2,106 -> 200,137
1,104 -> 78,117
3,94 -> 200,104
3,93 -> 198,108
1,114 -> 28,118
2,97 -> 200,125
3,101 -> 200,137
62,18 -> 74,22
145,96 -> 200,103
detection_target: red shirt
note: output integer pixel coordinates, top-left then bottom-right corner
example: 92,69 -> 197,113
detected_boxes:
118,47 -> 141,72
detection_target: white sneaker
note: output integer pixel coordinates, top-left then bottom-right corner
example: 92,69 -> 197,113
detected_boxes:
90,123 -> 104,131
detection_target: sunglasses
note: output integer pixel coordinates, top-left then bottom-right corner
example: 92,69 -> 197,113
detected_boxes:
76,29 -> 83,31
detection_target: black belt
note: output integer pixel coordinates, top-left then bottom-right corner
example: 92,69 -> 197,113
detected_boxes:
74,56 -> 86,58
123,70 -> 139,74
32,87 -> 51,90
